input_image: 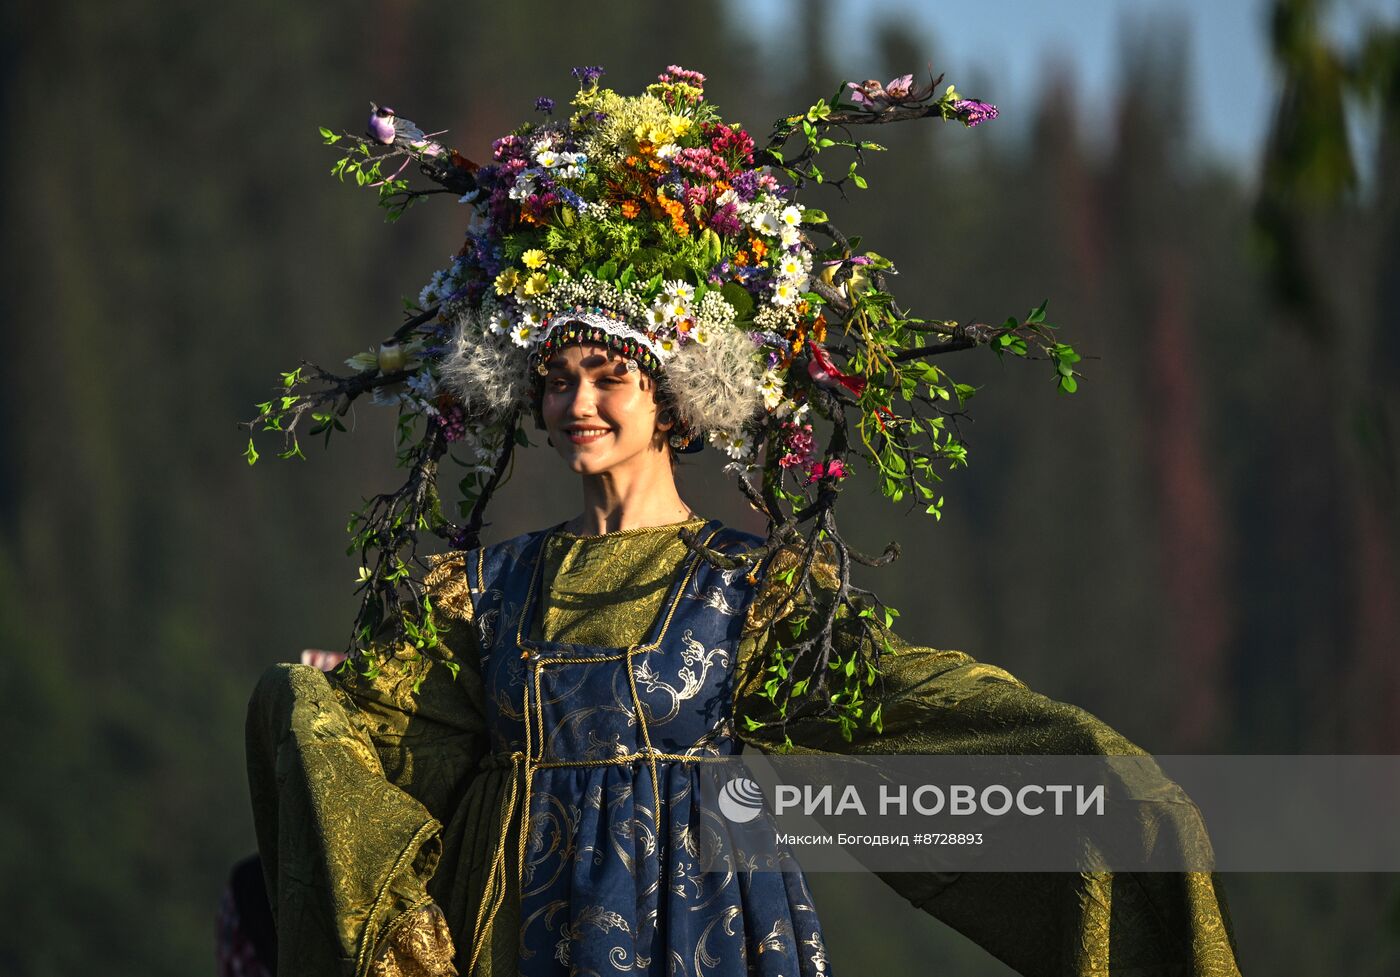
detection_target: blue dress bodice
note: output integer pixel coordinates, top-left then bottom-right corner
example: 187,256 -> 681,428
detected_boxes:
461,519 -> 831,977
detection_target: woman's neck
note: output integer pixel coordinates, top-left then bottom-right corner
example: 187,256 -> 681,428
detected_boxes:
566,463 -> 694,536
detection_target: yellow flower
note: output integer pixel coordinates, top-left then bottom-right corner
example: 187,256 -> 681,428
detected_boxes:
522,272 -> 549,296
494,268 -> 520,296
521,249 -> 548,270
667,115 -> 692,140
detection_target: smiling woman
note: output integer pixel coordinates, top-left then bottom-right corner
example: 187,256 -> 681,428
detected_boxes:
242,63 -> 1242,977
539,341 -> 687,508
246,308 -> 1243,977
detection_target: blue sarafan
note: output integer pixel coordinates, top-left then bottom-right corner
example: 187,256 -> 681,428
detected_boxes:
468,518 -> 826,976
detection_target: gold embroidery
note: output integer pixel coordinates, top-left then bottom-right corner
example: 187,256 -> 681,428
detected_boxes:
370,903 -> 458,977
422,550 -> 475,623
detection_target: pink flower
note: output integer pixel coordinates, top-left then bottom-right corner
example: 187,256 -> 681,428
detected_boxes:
884,74 -> 914,99
778,422 -> 817,470
804,458 -> 848,484
847,74 -> 927,108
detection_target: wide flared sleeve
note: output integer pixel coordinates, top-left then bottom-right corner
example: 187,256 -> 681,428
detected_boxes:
732,548 -> 1243,977
245,550 -> 490,977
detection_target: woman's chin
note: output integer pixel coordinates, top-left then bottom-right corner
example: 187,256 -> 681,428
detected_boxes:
555,444 -> 616,474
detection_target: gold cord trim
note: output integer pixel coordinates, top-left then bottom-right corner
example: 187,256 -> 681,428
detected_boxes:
466,524 -> 724,975
554,514 -> 706,541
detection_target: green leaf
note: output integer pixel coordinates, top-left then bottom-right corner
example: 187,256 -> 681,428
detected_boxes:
852,172 -> 868,189
720,282 -> 755,320
244,438 -> 259,466
1058,374 -> 1078,394
1027,299 -> 1049,323
801,208 -> 830,224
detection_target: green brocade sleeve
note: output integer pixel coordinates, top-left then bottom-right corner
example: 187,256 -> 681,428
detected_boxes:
245,551 -> 490,977
731,552 -> 1244,977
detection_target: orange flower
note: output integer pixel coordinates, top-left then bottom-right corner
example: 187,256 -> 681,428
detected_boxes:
620,200 -> 640,219
750,236 -> 768,261
732,251 -> 750,267
813,314 -> 828,342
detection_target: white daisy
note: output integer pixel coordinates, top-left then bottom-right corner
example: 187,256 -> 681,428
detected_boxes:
772,280 -> 799,306
754,210 -> 783,236
663,280 -> 695,303
536,150 -> 560,168
758,371 -> 785,410
710,431 -> 752,460
779,225 -> 801,248
779,255 -> 803,278
780,204 -> 804,227
486,308 -> 508,335
510,323 -> 534,347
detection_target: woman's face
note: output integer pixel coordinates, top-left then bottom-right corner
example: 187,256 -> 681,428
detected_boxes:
540,342 -> 674,476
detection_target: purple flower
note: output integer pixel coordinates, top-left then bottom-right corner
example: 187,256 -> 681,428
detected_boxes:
953,99 -> 999,127
492,134 -> 527,162
571,65 -> 605,87
557,187 -> 584,210
731,170 -> 758,201
708,203 -> 742,237
534,96 -> 555,114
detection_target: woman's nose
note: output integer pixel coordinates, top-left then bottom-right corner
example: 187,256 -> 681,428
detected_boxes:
567,380 -> 598,416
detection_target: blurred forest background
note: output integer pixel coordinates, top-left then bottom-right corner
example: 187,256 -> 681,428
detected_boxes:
2,0 -> 1398,973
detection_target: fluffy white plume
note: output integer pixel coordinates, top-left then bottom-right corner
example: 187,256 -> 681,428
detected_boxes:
438,316 -> 532,418
663,326 -> 763,436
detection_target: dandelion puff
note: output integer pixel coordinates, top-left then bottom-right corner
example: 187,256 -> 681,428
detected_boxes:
438,320 -> 532,418
663,323 -> 763,435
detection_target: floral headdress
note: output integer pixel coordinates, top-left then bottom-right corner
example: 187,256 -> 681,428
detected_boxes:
246,66 -> 1081,740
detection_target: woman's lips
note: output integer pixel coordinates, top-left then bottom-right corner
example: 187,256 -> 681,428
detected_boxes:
566,427 -> 612,444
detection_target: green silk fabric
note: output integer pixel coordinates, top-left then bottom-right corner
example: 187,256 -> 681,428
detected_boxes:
246,520 -> 1242,976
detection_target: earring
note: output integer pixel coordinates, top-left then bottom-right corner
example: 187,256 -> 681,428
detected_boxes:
668,432 -> 688,450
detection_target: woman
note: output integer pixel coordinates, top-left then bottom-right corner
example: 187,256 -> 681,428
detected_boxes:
244,65 -> 1242,976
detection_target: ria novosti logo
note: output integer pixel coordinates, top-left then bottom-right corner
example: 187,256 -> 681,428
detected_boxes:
716,776 -> 765,823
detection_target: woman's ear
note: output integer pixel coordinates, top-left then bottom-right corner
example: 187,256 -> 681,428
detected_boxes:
656,407 -> 676,432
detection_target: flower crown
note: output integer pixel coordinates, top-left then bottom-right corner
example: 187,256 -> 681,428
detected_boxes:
245,65 -> 1082,742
